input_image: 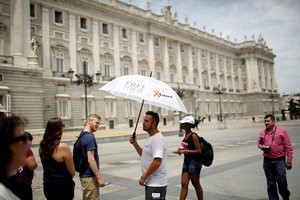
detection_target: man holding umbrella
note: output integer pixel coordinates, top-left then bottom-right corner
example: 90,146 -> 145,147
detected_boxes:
130,111 -> 168,200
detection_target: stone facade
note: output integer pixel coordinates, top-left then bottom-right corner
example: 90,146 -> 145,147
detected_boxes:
0,0 -> 279,130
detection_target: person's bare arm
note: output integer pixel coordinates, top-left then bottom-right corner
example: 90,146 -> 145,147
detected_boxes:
87,150 -> 105,187
139,157 -> 162,186
61,143 -> 76,177
130,136 -> 142,156
25,154 -> 37,171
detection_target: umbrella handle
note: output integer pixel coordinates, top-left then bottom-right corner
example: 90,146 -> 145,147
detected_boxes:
132,99 -> 145,139
132,71 -> 152,139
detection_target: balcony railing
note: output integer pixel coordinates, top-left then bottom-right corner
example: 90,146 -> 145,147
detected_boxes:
0,55 -> 14,64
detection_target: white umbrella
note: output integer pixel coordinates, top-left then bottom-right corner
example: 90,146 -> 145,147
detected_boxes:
99,74 -> 187,136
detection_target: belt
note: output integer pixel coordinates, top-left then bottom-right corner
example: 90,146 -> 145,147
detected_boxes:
264,156 -> 285,161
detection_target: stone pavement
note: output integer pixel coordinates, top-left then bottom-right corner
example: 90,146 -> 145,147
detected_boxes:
31,118 -> 300,146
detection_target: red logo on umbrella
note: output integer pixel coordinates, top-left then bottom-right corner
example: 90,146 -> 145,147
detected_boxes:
153,90 -> 160,98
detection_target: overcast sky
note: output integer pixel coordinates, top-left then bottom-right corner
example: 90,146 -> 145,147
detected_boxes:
122,0 -> 300,94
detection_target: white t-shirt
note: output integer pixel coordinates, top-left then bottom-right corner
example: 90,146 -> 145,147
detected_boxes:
141,132 -> 168,187
0,183 -> 20,200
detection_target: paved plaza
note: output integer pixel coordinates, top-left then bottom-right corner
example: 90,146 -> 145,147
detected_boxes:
30,119 -> 300,200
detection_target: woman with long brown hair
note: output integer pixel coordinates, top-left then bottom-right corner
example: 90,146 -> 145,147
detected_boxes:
39,117 -> 75,200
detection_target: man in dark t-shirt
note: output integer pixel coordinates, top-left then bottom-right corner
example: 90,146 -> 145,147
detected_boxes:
79,114 -> 105,200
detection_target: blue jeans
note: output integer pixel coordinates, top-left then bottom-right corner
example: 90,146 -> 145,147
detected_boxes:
263,157 -> 290,200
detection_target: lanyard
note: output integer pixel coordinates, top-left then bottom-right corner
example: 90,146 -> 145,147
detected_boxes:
263,126 -> 277,146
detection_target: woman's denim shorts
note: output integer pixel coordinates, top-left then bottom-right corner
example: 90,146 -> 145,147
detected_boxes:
182,159 -> 202,175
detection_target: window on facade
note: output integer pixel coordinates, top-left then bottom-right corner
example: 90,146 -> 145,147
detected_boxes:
183,75 -> 186,83
57,99 -> 69,119
192,47 -> 196,55
102,23 -> 109,34
0,93 -> 11,114
156,71 -> 161,80
141,69 -> 146,76
193,77 -> 197,85
108,101 -> 116,117
124,67 -> 129,75
80,17 -> 87,30
122,28 -> 128,39
154,37 -> 159,47
168,41 -> 173,50
0,73 -> 3,83
54,10 -> 63,24
170,74 -> 175,83
180,44 -> 184,53
30,4 -> 36,18
86,100 -> 95,117
104,63 -> 110,77
109,120 -> 114,129
210,52 -> 214,60
56,52 -> 64,72
123,62 -> 129,75
139,33 -> 144,43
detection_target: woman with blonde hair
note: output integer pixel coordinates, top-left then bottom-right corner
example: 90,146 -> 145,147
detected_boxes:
39,117 -> 75,200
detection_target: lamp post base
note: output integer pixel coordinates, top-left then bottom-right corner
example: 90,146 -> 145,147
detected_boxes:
217,121 -> 227,129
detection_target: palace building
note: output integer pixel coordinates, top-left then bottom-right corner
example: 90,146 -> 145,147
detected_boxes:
0,0 -> 279,130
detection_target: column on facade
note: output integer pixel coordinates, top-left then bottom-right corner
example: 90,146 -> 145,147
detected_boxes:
187,45 -> 193,84
131,31 -> 138,74
261,61 -> 266,90
42,7 -> 52,77
175,41 -> 183,83
230,58 -> 235,91
215,55 -> 220,86
237,64 -> 243,91
223,59 -> 229,91
0,27 -> 5,55
10,0 -> 30,67
197,49 -> 202,90
162,37 -> 170,82
113,26 -> 120,77
245,57 -> 259,92
207,52 -> 212,89
270,63 -> 277,91
92,20 -> 100,74
148,34 -> 155,73
69,14 -> 77,74
266,62 -> 271,90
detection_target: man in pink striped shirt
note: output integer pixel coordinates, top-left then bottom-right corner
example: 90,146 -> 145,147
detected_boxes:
257,114 -> 293,200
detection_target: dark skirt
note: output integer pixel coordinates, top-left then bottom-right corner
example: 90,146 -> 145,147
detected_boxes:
43,180 -> 75,200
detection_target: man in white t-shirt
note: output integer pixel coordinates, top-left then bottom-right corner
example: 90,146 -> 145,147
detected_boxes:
130,111 -> 168,200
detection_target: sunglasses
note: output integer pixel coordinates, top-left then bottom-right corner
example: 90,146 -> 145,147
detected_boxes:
10,134 -> 30,143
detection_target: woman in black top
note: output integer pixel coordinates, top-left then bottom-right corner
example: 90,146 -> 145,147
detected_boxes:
176,116 -> 203,200
39,117 -> 75,200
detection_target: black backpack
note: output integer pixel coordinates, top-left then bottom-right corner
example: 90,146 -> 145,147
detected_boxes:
73,131 -> 87,173
193,133 -> 214,167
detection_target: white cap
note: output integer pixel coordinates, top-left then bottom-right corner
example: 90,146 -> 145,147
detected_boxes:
179,116 -> 195,124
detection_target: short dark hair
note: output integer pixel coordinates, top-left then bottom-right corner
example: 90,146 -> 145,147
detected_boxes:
264,114 -> 275,121
146,111 -> 160,125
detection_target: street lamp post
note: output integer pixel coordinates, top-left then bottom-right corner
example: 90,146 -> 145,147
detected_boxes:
213,85 -> 226,129
67,61 -> 101,119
